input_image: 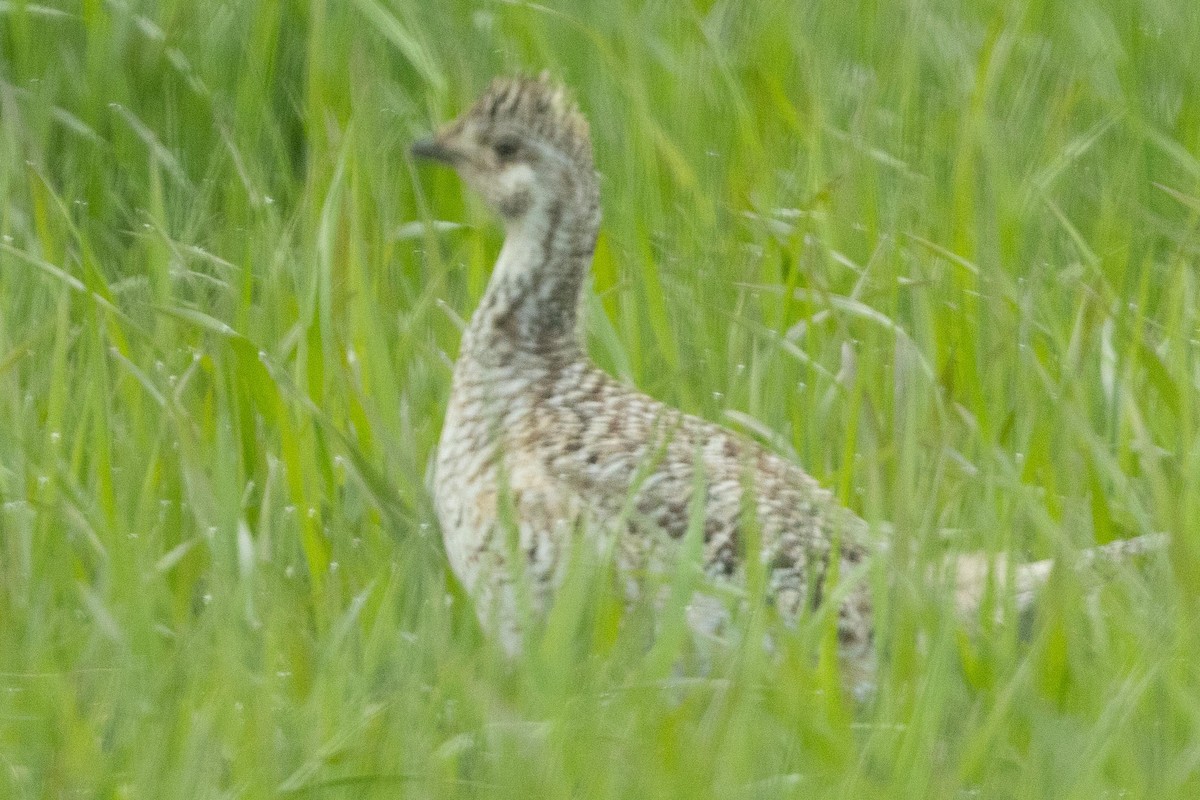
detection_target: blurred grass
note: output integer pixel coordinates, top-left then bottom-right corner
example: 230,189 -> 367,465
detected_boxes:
1,0 -> 1198,797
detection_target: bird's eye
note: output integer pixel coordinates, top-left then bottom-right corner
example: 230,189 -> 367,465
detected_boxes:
493,137 -> 520,159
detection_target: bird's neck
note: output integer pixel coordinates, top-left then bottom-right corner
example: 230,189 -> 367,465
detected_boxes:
462,171 -> 600,368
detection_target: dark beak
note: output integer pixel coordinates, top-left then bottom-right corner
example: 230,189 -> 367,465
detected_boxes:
410,137 -> 459,165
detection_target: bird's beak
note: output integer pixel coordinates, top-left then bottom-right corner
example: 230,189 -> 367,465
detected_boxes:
410,137 -> 459,166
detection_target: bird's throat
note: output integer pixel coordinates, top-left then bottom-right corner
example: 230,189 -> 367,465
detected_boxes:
463,179 -> 600,366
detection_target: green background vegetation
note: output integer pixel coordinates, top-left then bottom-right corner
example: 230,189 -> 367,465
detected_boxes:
1,0 -> 1198,796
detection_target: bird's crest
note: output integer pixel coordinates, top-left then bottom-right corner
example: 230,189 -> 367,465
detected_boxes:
462,72 -> 593,170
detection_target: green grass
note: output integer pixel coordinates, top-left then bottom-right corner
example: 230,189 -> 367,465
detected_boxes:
2,0 -> 1199,797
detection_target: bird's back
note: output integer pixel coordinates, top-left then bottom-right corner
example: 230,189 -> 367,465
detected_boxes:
434,349 -> 874,657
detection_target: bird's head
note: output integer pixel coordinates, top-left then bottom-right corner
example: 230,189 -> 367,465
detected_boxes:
411,73 -> 596,228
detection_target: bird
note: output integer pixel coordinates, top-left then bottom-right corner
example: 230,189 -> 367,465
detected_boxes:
410,73 -> 1165,686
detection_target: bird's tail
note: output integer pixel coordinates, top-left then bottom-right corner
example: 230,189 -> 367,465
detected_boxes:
952,533 -> 1169,619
